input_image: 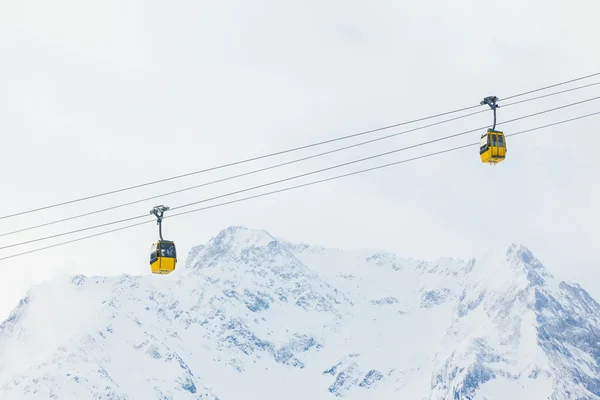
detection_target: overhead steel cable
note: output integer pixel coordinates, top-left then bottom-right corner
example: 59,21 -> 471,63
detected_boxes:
499,71 -> 600,101
2,110 -> 598,263
160,95 -> 600,213
0,107 -> 488,238
1,71 -> 598,221
0,104 -> 483,221
166,111 -> 600,220
0,214 -> 149,250
502,81 -> 600,106
1,95 -> 599,251
2,84 -> 599,238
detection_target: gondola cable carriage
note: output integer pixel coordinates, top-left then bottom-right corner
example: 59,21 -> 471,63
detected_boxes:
479,95 -> 507,165
149,205 -> 177,274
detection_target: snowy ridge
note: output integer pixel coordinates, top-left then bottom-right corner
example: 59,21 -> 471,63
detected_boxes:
0,226 -> 599,399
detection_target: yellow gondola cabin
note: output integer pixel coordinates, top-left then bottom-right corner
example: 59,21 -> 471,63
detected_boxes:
479,129 -> 506,164
149,205 -> 176,275
150,240 -> 177,274
479,95 -> 506,165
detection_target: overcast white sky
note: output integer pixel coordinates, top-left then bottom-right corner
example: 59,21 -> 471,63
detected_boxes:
1,0 -> 599,319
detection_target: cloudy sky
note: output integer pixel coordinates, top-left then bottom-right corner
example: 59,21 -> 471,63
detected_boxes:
1,0 -> 599,318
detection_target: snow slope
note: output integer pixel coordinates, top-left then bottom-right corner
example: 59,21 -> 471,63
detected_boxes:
0,225 -> 599,399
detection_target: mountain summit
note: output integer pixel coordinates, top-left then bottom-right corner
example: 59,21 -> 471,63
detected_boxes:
0,226 -> 598,399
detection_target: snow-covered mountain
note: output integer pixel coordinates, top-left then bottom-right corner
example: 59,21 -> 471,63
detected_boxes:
0,225 -> 599,399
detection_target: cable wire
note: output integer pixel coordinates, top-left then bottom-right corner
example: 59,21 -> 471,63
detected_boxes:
2,110 -> 598,262
2,83 -> 599,238
165,95 -> 600,213
2,71 -> 598,221
0,103 -> 482,221
0,214 -> 149,250
501,81 -> 600,106
500,71 -> 600,101
0,107 -> 488,238
1,96 -> 599,251
167,110 -> 600,220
